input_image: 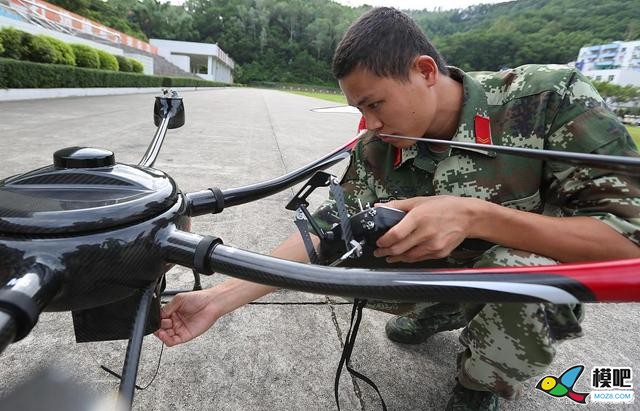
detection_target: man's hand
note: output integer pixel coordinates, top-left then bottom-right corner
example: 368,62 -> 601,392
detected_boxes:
154,289 -> 221,347
373,196 -> 479,263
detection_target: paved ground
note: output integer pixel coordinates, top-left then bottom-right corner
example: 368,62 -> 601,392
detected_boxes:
0,89 -> 639,410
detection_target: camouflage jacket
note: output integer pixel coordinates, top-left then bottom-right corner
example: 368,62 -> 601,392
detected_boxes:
313,65 -> 640,253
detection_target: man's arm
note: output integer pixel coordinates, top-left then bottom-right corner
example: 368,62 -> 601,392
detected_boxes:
155,231 -> 316,346
204,232 -> 317,316
374,195 -> 640,264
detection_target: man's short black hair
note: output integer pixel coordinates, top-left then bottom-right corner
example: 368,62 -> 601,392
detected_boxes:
332,7 -> 449,80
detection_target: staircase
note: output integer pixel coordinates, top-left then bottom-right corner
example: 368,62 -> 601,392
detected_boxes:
152,54 -> 200,78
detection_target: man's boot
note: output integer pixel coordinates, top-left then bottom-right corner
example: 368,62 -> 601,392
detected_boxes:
384,303 -> 467,344
445,381 -> 499,411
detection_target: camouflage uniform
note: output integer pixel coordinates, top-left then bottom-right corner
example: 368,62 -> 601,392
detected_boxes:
311,65 -> 640,399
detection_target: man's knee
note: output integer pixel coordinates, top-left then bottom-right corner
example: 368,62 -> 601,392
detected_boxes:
458,302 -> 557,399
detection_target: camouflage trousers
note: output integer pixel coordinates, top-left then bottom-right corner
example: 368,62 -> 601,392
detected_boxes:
364,246 -> 584,400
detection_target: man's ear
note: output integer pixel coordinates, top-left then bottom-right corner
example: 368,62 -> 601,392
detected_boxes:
414,55 -> 438,86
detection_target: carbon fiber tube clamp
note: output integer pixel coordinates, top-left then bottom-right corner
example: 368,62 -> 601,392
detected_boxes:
194,235 -> 223,275
0,289 -> 40,341
186,187 -> 225,216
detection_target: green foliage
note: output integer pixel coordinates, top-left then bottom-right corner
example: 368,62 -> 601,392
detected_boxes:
290,90 -> 347,104
627,126 -> 640,146
289,90 -> 347,104
0,57 -> 226,88
95,49 -> 119,71
0,35 -> 4,56
115,54 -> 132,72
593,81 -> 640,105
17,0 -> 640,84
71,44 -> 100,69
27,35 -> 60,64
42,36 -> 76,66
130,58 -> 144,73
417,0 -> 640,71
0,28 -> 31,60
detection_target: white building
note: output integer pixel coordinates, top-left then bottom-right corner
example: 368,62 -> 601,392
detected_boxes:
576,40 -> 640,86
150,39 -> 235,84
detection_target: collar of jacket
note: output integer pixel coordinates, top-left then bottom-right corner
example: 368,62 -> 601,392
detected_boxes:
392,66 -> 496,172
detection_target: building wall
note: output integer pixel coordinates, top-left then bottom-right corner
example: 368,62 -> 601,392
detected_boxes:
581,68 -> 640,87
171,55 -> 191,73
149,38 -> 235,84
0,14 -> 123,55
576,40 -> 640,87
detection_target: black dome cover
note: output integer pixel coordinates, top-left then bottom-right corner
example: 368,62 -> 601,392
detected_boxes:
0,147 -> 178,235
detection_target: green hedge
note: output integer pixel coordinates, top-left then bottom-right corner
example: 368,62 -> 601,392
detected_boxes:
0,57 -> 228,88
46,36 -> 75,66
96,49 -> 118,71
25,35 -> 55,64
71,44 -> 99,69
0,28 -> 31,60
115,55 -> 132,72
0,27 -> 142,73
130,58 -> 143,73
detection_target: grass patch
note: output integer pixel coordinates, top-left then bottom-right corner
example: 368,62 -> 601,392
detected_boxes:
627,126 -> 640,147
290,90 -> 347,104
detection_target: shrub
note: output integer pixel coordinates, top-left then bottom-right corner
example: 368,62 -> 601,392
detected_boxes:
71,44 -> 100,69
96,49 -> 118,71
0,36 -> 4,56
43,36 -> 75,66
26,35 -> 60,64
115,55 -> 132,72
0,57 -> 228,88
130,58 -> 144,73
0,28 -> 30,60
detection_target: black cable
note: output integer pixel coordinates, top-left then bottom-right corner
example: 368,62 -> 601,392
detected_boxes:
334,299 -> 387,411
99,341 -> 165,390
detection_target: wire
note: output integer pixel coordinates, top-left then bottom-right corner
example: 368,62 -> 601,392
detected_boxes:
88,338 -> 165,391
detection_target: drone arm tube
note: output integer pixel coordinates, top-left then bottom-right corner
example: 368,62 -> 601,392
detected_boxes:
0,311 -> 17,354
164,230 -> 640,305
0,263 -> 61,354
204,244 -> 640,304
183,135 -> 359,216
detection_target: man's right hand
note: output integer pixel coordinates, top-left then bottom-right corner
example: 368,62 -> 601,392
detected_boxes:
154,231 -> 316,347
154,289 -> 221,347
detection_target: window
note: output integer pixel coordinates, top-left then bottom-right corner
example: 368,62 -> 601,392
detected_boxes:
608,75 -> 615,82
595,75 -> 602,80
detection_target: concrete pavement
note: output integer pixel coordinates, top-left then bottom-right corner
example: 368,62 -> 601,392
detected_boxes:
0,89 -> 639,410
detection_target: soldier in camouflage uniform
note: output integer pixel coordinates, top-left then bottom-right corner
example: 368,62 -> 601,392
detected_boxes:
156,7 -> 640,410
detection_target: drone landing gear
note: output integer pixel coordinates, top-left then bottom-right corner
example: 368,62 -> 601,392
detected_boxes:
118,281 -> 159,409
161,268 -> 203,297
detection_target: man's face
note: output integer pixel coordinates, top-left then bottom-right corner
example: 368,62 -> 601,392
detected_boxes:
339,65 -> 437,149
